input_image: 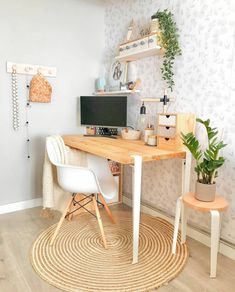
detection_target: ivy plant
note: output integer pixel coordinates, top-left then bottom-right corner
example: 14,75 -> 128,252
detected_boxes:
181,118 -> 227,184
152,9 -> 181,91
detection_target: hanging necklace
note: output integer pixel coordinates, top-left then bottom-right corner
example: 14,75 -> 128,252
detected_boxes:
26,76 -> 31,159
11,67 -> 20,131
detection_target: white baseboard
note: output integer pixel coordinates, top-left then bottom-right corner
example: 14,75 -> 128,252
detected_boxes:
123,195 -> 235,261
0,198 -> 42,215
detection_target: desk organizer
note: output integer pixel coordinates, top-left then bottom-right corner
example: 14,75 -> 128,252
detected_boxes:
157,113 -> 196,150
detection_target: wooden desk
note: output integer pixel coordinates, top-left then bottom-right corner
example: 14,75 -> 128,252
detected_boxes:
63,135 -> 186,163
63,135 -> 192,263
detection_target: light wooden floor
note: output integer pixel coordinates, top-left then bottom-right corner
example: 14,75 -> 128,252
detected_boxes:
0,205 -> 235,292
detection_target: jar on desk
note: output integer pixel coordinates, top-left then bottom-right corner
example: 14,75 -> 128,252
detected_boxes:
147,135 -> 157,146
144,127 -> 154,143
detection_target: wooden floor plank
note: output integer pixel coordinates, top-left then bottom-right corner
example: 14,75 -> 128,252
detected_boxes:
0,205 -> 234,292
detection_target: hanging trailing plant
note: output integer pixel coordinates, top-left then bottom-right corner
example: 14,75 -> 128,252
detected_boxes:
152,9 -> 181,91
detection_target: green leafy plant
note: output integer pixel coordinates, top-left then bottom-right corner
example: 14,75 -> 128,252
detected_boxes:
152,9 -> 181,91
181,118 -> 226,184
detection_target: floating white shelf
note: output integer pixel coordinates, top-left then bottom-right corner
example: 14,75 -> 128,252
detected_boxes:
115,46 -> 162,62
94,90 -> 140,96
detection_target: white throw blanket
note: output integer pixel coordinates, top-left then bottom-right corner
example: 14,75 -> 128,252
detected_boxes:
42,135 -> 87,214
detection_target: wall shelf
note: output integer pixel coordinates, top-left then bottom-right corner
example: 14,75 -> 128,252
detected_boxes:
115,46 -> 162,62
94,90 -> 140,96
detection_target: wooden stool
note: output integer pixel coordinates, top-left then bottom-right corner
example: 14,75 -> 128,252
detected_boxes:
172,192 -> 228,278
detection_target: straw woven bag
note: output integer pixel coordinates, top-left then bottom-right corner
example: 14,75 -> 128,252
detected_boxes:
29,73 -> 52,103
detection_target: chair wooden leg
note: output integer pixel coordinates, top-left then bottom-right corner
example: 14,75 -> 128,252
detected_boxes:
98,193 -> 116,224
50,196 -> 74,246
92,195 -> 107,249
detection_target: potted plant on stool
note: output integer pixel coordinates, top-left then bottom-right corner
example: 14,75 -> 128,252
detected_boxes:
181,118 -> 226,202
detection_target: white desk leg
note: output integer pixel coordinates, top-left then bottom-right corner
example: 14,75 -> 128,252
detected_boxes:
183,150 -> 192,195
172,196 -> 182,254
181,151 -> 191,239
181,202 -> 187,243
172,152 -> 191,254
132,155 -> 142,264
210,210 -> 220,278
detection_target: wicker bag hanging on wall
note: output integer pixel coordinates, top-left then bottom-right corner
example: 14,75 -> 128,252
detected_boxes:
29,72 -> 52,103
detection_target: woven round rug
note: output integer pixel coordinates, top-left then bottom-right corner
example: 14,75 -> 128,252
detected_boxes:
30,209 -> 188,292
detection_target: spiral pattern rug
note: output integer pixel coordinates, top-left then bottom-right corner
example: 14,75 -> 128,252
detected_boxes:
30,209 -> 188,292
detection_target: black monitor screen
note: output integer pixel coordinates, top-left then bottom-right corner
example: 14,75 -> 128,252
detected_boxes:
80,96 -> 127,127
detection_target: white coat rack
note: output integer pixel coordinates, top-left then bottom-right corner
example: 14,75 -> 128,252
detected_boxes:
6,61 -> 57,77
7,61 -> 57,159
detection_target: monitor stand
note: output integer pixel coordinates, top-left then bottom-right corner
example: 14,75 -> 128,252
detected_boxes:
84,127 -> 118,139
83,134 -> 117,139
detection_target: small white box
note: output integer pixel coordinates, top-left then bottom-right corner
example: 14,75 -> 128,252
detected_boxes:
158,126 -> 176,138
124,42 -> 134,55
119,44 -> 126,56
138,37 -> 148,50
130,40 -> 140,53
159,114 -> 176,126
148,34 -> 159,48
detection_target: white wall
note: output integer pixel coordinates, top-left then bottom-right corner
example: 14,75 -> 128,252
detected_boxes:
104,0 -> 235,245
0,0 -> 105,205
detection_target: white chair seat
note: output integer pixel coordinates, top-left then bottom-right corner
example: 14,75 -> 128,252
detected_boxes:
98,178 -> 118,200
87,154 -> 118,201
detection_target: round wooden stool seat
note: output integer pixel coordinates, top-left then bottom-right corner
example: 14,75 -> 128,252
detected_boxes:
183,192 -> 228,213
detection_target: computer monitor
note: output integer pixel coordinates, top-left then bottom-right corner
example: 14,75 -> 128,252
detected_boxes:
80,96 -> 127,127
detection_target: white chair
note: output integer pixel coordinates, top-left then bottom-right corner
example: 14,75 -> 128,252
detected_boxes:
46,136 -> 117,249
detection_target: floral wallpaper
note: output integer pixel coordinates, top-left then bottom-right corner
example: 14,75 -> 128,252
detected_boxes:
104,0 -> 235,244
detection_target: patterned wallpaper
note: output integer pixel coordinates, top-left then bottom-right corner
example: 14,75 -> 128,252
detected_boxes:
104,0 -> 235,244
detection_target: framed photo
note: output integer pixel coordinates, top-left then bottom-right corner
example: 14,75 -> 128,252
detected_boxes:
108,60 -> 127,91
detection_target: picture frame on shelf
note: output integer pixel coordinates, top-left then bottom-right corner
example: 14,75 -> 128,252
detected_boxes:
108,60 -> 128,91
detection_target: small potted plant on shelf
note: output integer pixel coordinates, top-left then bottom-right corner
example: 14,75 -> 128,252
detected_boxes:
181,118 -> 227,202
152,9 -> 181,92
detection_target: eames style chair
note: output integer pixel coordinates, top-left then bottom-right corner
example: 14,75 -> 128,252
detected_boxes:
46,136 -> 118,248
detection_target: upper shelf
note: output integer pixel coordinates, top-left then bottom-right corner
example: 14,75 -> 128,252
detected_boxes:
115,46 -> 162,62
94,90 -> 140,96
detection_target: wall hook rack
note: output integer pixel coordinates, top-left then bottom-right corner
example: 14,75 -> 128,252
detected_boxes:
6,61 -> 57,77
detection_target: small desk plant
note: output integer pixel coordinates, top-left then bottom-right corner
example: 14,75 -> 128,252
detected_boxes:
181,118 -> 226,202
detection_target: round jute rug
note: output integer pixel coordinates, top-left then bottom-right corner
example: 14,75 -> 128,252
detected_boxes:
30,209 -> 188,292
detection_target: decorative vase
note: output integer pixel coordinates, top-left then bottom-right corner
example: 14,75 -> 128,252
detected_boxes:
96,77 -> 106,92
150,15 -> 160,33
127,62 -> 137,83
195,181 -> 216,202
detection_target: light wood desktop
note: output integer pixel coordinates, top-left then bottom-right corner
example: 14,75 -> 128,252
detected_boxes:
63,135 -> 186,164
63,135 -> 192,264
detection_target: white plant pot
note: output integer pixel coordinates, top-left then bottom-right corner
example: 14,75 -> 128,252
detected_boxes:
195,181 -> 216,202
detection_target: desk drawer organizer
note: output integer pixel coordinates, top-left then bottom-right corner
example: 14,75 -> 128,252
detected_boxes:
157,113 -> 196,150
118,33 -> 160,57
